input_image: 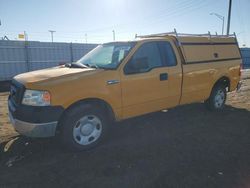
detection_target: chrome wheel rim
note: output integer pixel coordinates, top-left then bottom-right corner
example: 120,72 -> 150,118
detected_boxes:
73,115 -> 102,145
214,89 -> 225,108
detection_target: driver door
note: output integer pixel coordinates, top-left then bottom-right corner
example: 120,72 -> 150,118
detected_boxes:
120,41 -> 170,119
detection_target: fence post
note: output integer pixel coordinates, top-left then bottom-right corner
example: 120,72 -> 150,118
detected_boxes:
24,40 -> 30,71
70,42 -> 73,62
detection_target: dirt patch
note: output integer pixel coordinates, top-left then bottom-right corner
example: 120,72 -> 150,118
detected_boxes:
0,78 -> 250,188
0,92 -> 18,143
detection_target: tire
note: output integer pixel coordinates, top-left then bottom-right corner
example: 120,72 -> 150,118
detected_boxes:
59,103 -> 109,151
205,84 -> 227,111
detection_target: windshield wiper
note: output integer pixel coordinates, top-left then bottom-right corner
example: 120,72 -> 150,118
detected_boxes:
85,63 -> 99,69
65,62 -> 88,68
83,63 -> 114,70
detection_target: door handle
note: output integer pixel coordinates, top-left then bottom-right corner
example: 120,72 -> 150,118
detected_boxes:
107,80 -> 120,85
160,73 -> 168,81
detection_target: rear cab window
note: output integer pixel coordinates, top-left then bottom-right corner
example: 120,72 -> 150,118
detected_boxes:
157,41 -> 177,67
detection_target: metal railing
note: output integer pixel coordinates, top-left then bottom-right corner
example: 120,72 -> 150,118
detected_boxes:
136,29 -> 237,39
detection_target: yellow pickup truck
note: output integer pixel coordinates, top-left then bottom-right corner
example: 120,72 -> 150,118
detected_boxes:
8,32 -> 242,151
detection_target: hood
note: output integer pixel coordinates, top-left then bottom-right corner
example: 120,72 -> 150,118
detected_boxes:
14,66 -> 100,86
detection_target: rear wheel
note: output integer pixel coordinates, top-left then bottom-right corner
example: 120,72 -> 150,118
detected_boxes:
205,84 -> 227,111
60,103 -> 109,151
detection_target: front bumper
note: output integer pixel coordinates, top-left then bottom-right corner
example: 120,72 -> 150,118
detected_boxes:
8,98 -> 64,138
9,110 -> 58,137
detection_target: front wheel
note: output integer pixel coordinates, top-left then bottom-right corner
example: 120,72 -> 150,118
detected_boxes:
60,104 -> 109,151
205,85 -> 227,111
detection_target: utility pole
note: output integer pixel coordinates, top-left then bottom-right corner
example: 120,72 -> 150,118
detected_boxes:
112,30 -> 115,41
48,30 -> 56,42
24,31 -> 28,41
226,0 -> 232,35
85,33 -> 87,43
210,13 -> 224,35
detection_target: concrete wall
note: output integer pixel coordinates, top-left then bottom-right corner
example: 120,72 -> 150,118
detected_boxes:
0,40 -> 97,81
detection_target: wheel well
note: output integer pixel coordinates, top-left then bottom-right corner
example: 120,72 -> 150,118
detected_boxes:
213,76 -> 230,91
56,98 -> 115,133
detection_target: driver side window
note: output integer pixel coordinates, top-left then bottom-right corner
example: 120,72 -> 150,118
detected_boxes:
124,42 -> 162,74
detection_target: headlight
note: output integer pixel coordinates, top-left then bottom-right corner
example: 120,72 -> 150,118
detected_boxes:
22,89 -> 51,106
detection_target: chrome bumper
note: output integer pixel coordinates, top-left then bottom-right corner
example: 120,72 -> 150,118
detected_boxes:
8,110 -> 58,138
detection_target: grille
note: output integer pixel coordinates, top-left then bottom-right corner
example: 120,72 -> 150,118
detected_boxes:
10,80 -> 25,105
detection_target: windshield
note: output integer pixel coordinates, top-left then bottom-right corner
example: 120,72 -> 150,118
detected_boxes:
76,42 -> 136,69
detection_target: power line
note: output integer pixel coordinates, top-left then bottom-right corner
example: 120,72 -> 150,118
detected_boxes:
0,0 -> 213,40
133,0 -> 210,32
2,0 -> 234,43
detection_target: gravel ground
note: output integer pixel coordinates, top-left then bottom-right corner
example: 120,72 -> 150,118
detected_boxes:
0,72 -> 249,188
